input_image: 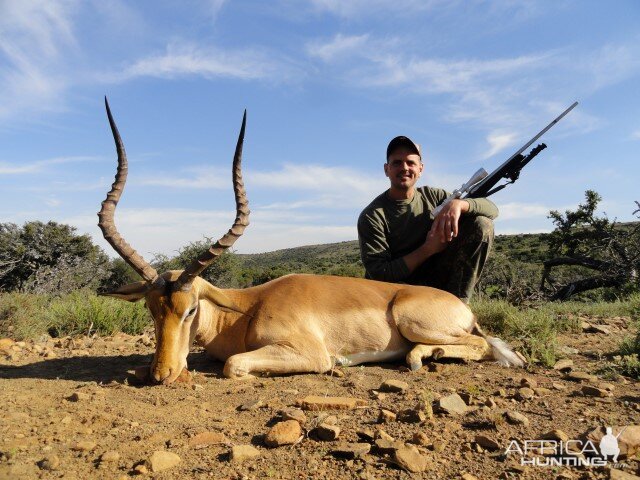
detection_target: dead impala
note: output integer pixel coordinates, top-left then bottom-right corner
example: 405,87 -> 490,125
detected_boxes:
98,98 -> 523,385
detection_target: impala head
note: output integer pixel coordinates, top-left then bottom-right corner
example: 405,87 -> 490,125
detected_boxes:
98,98 -> 249,385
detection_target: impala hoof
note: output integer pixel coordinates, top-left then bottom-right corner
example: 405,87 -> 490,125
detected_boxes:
409,361 -> 422,372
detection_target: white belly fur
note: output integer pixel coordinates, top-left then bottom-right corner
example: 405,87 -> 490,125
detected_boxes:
333,349 -> 408,367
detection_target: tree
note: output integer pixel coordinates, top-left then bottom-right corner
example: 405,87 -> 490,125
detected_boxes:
541,191 -> 640,300
152,239 -> 245,288
0,221 -> 110,294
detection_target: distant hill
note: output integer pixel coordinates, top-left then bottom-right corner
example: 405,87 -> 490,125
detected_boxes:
235,232 -> 552,278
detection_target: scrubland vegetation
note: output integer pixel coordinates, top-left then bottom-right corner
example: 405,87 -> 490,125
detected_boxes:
1,192 -> 639,376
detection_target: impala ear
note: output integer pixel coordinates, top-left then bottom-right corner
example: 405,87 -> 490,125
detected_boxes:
200,283 -> 244,314
100,281 -> 148,302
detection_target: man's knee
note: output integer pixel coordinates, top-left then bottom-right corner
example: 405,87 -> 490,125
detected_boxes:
459,216 -> 494,243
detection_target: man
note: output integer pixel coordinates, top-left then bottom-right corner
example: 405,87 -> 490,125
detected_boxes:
357,135 -> 497,303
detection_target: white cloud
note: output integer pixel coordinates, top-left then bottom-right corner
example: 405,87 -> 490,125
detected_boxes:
306,32 -> 640,138
204,0 -> 227,19
306,34 -> 370,62
483,132 -> 518,159
307,0 -> 547,21
581,43 -> 640,92
45,197 -> 62,207
0,156 -> 100,175
64,207 -> 355,256
308,0 -> 443,18
251,164 -> 382,192
115,41 -> 299,83
631,129 -> 640,141
497,202 -> 552,221
137,166 -> 228,189
0,1 -> 78,122
250,163 -> 388,209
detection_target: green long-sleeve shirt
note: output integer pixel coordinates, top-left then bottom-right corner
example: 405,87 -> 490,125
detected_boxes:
357,186 -> 498,282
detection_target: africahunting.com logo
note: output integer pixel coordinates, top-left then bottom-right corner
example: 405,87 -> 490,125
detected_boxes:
505,426 -> 627,467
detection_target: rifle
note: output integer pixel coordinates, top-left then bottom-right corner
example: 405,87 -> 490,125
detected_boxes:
431,101 -> 578,217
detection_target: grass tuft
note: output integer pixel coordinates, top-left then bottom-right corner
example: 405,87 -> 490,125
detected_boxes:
471,300 -> 579,366
0,291 -> 149,339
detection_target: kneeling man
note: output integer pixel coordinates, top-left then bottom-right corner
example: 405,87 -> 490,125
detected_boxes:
357,136 -> 497,303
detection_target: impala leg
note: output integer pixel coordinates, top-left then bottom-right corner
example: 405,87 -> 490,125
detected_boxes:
406,335 -> 491,371
223,343 -> 332,379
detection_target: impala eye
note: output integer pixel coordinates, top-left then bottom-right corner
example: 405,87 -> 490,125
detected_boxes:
187,306 -> 197,317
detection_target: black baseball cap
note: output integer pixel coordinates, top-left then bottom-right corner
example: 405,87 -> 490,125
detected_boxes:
386,136 -> 421,160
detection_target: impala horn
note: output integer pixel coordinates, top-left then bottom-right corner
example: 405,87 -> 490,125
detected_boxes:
98,97 -> 162,286
175,110 -> 249,291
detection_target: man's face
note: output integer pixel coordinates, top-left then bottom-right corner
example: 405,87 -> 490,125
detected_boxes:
384,148 -> 423,191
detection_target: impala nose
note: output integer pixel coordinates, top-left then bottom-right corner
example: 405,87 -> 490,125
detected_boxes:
152,364 -> 174,384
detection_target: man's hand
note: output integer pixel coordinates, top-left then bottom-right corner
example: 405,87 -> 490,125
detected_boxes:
401,199 -> 470,275
431,199 -> 469,243
424,227 -> 448,256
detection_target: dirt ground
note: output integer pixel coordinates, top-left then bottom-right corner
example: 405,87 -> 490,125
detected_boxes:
1,315 -> 639,480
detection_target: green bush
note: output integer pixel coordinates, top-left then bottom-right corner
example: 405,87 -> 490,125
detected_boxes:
0,292 -> 50,339
44,291 -> 149,337
0,291 -> 149,339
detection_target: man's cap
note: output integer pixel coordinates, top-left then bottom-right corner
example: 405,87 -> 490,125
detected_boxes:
386,136 -> 421,160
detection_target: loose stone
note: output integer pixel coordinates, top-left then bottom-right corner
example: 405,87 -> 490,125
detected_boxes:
564,371 -> 598,383
315,424 -> 341,441
239,399 -> 264,411
133,464 -> 148,475
609,469 -> 640,480
505,411 -> 530,426
230,445 -> 260,463
356,429 -> 376,442
397,409 -> 427,424
581,385 -> 611,397
67,392 -> 90,402
374,438 -> 404,454
71,440 -> 96,452
515,387 -> 534,401
296,395 -> 367,411
0,338 -> 15,352
147,451 -> 181,473
168,368 -> 191,384
553,359 -> 573,371
393,445 -> 428,473
38,455 -> 60,471
378,409 -> 396,423
264,420 -> 301,447
100,451 -> 120,463
280,407 -> 307,425
520,377 -> 537,388
412,431 -> 430,446
188,431 -> 227,449
541,430 -> 569,442
330,443 -> 371,459
534,387 -> 552,396
475,435 -> 500,451
436,393 -> 468,415
379,379 -> 409,393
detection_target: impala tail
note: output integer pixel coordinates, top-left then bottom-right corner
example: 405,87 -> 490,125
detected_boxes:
473,324 -> 525,367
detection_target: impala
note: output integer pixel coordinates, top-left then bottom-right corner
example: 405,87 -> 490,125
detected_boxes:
98,98 -> 523,385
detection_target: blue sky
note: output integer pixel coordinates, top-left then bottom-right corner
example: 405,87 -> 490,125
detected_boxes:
1,1 -> 639,256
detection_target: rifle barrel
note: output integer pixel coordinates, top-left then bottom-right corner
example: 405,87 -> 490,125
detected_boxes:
465,102 -> 578,198
488,101 -> 578,176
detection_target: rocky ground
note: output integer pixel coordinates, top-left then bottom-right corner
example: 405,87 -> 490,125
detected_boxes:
0,315 -> 639,480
